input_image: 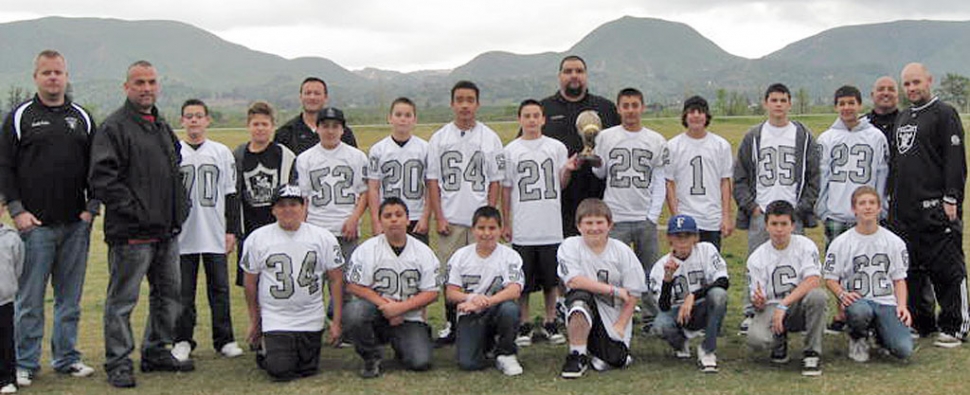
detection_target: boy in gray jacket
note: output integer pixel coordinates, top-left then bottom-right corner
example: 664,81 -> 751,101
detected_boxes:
0,200 -> 25,393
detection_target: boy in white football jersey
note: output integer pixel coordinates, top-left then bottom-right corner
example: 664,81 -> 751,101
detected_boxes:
664,96 -> 734,250
650,214 -> 728,373
427,80 -> 505,344
368,97 -> 431,244
558,199 -> 646,378
240,185 -> 345,381
816,85 -> 890,333
173,99 -> 243,362
502,99 -> 577,346
446,206 -> 524,375
823,186 -> 912,362
591,87 -> 667,326
343,197 -> 440,378
746,200 -> 828,377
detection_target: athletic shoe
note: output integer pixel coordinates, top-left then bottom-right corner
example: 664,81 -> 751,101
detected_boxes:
675,340 -> 691,359
0,383 -> 15,394
516,323 -> 534,347
220,342 -> 244,358
560,351 -> 589,379
738,316 -> 752,336
140,354 -> 195,373
684,329 -> 704,340
435,322 -> 456,347
495,355 -> 523,376
555,298 -> 567,325
933,332 -> 962,349
107,366 -> 136,388
697,345 -> 718,373
825,319 -> 846,335
802,351 -> 822,376
360,359 -> 381,379
14,370 -> 30,387
172,341 -> 192,362
770,341 -> 789,364
59,361 -> 95,377
542,322 -> 566,344
848,337 -> 870,362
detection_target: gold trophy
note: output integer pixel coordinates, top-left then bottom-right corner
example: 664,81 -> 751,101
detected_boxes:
575,110 -> 603,167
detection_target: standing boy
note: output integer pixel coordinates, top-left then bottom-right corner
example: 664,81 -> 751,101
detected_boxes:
0,200 -> 24,393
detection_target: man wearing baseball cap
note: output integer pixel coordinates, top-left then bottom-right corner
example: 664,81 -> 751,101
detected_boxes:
649,214 -> 729,373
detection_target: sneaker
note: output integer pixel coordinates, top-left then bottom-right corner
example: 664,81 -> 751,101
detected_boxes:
542,322 -> 566,344
495,355 -> 523,376
560,351 -> 589,379
589,356 -> 609,371
770,340 -> 789,364
0,383 -> 15,394
107,366 -> 136,388
848,337 -> 870,362
738,316 -> 752,336
675,340 -> 691,359
933,332 -> 962,349
802,351 -> 822,376
555,298 -> 567,326
825,319 -> 846,335
684,329 -> 704,340
172,341 -> 192,362
516,323 -> 534,347
140,354 -> 195,373
435,322 -> 456,347
59,361 -> 95,377
220,342 -> 244,358
697,345 -> 718,373
360,359 -> 381,379
14,370 -> 30,387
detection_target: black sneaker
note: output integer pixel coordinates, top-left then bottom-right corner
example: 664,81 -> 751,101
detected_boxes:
770,339 -> 789,364
560,351 -> 589,379
802,350 -> 822,376
360,359 -> 381,379
542,322 -> 566,344
516,322 -> 534,347
140,354 -> 195,373
825,319 -> 846,335
107,366 -> 136,388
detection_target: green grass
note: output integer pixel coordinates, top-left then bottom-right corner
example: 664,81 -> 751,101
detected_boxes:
21,114 -> 970,394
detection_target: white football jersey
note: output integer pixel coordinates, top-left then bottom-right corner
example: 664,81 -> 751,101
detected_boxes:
755,123 -> 799,211
557,236 -> 647,344
295,143 -> 369,234
816,121 -> 889,223
665,132 -> 733,231
592,125 -> 668,222
747,234 -> 821,306
178,140 -> 237,254
240,222 -> 344,332
823,227 -> 908,306
648,242 -> 729,308
346,234 -> 440,322
446,243 -> 524,315
368,136 -> 429,221
502,136 -> 568,245
426,122 -> 506,227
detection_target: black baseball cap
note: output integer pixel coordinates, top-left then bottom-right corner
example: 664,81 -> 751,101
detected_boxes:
272,184 -> 304,205
316,107 -> 345,126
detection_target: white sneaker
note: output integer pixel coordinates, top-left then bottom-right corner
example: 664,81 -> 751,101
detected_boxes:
220,342 -> 244,358
0,383 -> 16,394
172,341 -> 192,362
933,332 -> 962,349
589,356 -> 609,371
495,355 -> 523,376
738,316 -> 752,336
675,340 -> 691,359
61,361 -> 95,377
437,322 -> 453,339
14,370 -> 30,387
848,337 -> 870,362
697,345 -> 718,373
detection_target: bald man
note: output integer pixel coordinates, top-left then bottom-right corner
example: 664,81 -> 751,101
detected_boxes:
888,63 -> 969,348
865,76 -> 900,142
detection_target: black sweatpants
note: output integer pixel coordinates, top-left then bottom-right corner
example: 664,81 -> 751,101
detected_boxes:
261,330 -> 323,381
0,303 -> 14,387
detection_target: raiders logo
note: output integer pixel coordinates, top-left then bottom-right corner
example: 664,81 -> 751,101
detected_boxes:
896,125 -> 917,154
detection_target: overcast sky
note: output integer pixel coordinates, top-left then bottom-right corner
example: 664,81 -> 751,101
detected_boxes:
2,1 -> 968,72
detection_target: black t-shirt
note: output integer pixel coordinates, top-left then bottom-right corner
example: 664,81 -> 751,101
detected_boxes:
240,144 -> 294,236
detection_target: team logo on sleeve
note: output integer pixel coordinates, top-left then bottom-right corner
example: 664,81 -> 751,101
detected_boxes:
508,263 -> 521,282
348,263 -> 362,283
951,134 -> 961,146
496,152 -> 507,172
896,125 -> 917,154
64,116 -> 79,132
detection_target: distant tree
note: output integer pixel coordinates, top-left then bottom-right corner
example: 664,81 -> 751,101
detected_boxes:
936,73 -> 970,113
6,86 -> 29,112
714,88 -> 728,115
795,88 -> 810,114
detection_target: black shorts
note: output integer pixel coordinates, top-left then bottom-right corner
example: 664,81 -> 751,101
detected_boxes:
513,244 -> 560,293
564,290 -> 630,367
261,330 -> 323,381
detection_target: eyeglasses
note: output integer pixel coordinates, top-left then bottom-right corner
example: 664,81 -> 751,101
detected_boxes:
182,113 -> 206,119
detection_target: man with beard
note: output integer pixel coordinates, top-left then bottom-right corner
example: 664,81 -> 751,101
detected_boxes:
274,77 -> 357,154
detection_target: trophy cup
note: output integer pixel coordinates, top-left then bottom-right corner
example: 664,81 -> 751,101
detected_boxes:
575,110 -> 603,167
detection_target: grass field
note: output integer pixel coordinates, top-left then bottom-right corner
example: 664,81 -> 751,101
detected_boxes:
19,114 -> 970,395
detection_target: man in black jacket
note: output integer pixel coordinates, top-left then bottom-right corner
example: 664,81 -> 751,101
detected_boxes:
273,77 -> 357,154
89,60 -> 193,388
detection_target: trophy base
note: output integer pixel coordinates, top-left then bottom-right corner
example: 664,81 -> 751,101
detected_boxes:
578,154 -> 602,168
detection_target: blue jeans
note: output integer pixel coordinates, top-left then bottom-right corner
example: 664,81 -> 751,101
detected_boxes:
456,301 -> 519,371
845,300 -> 913,359
15,220 -> 91,372
342,299 -> 432,371
610,220 -> 659,320
176,253 -> 234,351
103,239 -> 181,372
654,287 -> 727,353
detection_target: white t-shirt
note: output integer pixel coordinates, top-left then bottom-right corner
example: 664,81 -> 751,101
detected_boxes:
823,227 -> 908,306
240,222 -> 344,332
426,122 -> 505,227
816,122 -> 889,223
178,140 -> 237,254
502,136 -> 568,245
367,136 -> 429,222
346,234 -> 440,323
746,234 -> 821,306
557,236 -> 647,344
295,143 -> 369,234
592,125 -> 668,222
755,122 -> 799,211
446,243 -> 524,316
648,242 -> 728,308
665,132 -> 733,231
